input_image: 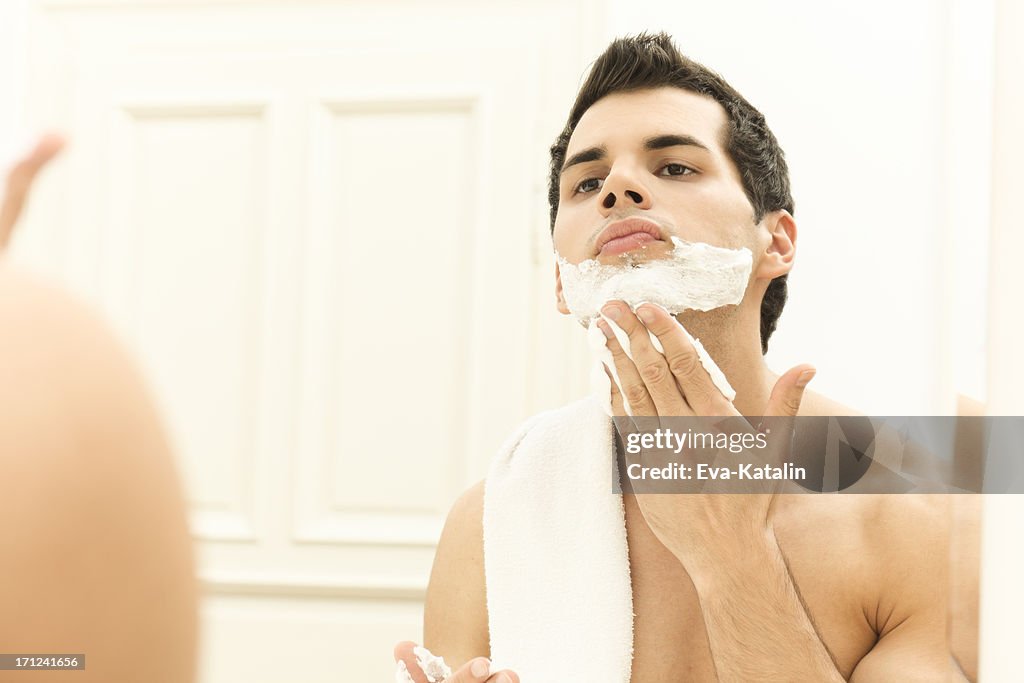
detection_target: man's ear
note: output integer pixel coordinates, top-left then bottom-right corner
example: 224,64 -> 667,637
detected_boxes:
757,210 -> 797,279
554,262 -> 571,315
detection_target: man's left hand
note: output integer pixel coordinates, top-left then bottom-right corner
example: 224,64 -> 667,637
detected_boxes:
598,300 -> 815,577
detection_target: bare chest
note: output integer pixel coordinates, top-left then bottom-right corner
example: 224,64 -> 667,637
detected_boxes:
623,494 -> 878,682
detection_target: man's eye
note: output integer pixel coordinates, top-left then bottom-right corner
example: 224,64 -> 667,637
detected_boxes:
660,163 -> 695,176
575,177 -> 604,194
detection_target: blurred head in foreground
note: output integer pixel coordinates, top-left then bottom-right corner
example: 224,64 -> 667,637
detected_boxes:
0,263 -> 197,681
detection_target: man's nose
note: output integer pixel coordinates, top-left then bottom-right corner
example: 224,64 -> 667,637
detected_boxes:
599,168 -> 652,215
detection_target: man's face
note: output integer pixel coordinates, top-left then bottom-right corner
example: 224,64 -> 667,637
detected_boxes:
553,87 -> 771,313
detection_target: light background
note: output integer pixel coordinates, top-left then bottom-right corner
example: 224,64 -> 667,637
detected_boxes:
0,0 -> 1020,680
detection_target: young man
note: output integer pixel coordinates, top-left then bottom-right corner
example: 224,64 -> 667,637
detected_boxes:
397,33 -> 975,682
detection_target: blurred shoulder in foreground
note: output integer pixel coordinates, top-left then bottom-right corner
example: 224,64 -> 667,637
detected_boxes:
0,263 -> 197,683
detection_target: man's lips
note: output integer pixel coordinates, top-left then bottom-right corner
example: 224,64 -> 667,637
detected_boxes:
600,232 -> 658,256
595,217 -> 665,256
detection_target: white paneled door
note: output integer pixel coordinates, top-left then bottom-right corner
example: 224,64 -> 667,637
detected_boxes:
18,2 -> 603,680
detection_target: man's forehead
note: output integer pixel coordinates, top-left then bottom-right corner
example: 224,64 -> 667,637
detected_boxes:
565,87 -> 728,158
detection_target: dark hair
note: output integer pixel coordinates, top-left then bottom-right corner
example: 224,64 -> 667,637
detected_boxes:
548,32 -> 793,354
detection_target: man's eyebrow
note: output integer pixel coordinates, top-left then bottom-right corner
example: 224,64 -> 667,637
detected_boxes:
561,146 -> 606,173
643,133 -> 711,152
560,134 -> 711,174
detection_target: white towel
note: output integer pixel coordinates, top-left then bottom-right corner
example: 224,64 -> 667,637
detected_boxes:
483,396 -> 634,682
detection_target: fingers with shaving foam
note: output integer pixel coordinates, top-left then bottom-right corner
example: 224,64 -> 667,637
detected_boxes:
633,303 -> 729,415
604,362 -> 648,468
438,654 -> 520,683
587,319 -> 622,387
588,320 -> 629,415
596,316 -> 656,416
606,310 -> 669,357
446,657 -> 502,683
394,643 -> 504,683
459,661 -> 522,683
604,361 -> 627,417
598,311 -> 634,359
393,642 -> 430,683
601,302 -> 688,417
684,333 -> 736,404
634,303 -> 669,353
637,302 -> 737,404
396,660 -> 415,683
647,328 -> 665,354
601,301 -> 668,356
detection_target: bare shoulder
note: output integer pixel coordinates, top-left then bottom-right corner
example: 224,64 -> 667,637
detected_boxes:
868,494 -> 953,586
423,480 -> 489,667
798,387 -> 863,417
0,264 -> 198,683
776,493 -> 951,580
786,383 -> 978,677
771,494 -> 954,683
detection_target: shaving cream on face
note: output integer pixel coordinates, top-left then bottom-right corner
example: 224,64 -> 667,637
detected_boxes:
557,236 -> 752,320
564,237 -> 750,404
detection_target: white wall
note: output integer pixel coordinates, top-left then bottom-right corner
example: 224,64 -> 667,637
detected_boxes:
0,0 -> 31,165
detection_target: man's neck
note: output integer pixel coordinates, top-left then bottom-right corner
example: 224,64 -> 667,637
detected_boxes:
675,309 -> 774,418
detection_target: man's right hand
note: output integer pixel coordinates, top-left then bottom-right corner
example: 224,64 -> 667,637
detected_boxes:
393,641 -> 519,683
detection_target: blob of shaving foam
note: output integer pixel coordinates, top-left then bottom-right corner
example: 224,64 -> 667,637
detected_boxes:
395,660 -> 414,683
557,235 -> 752,320
395,646 -> 453,683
